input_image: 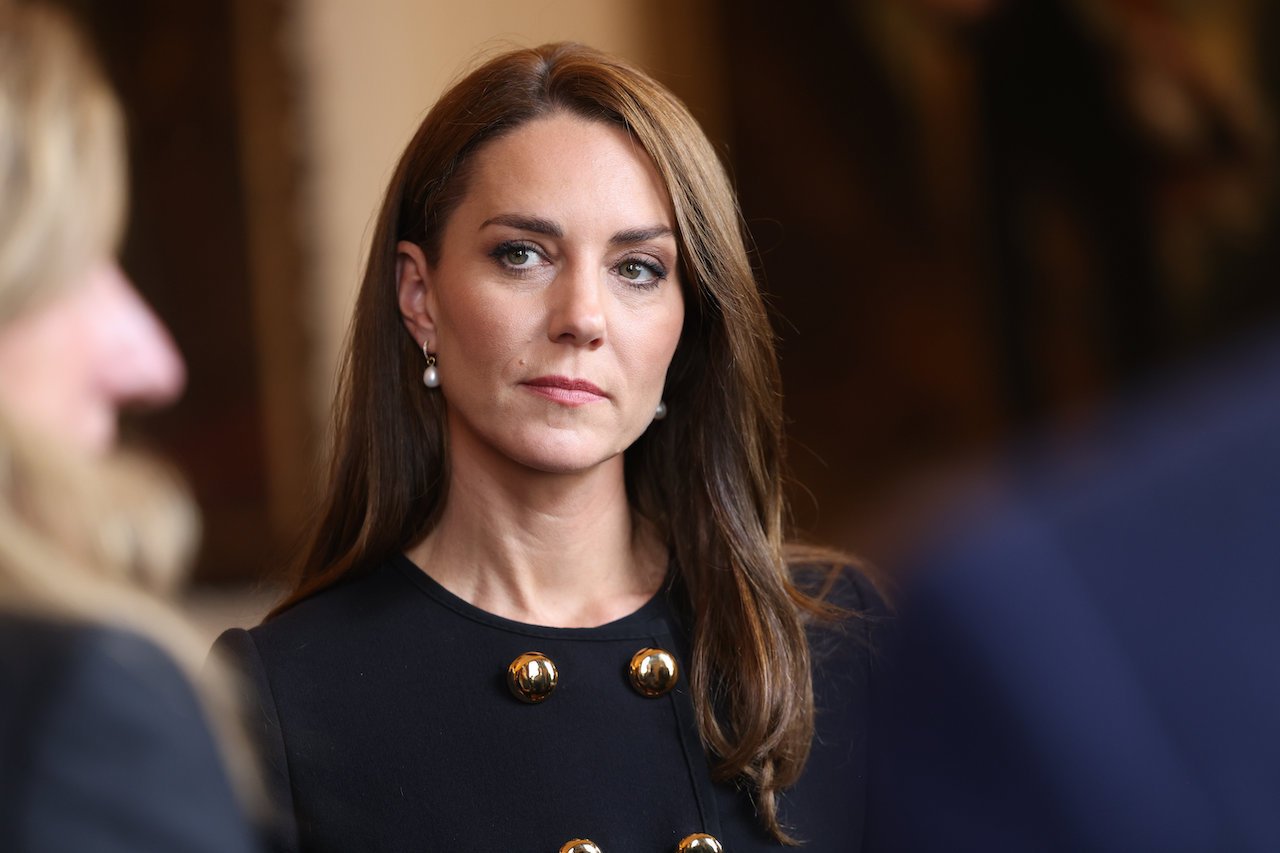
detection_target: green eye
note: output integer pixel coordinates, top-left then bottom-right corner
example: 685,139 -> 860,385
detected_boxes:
506,247 -> 531,265
620,260 -> 657,282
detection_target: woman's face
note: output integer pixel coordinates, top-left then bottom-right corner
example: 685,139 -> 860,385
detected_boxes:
397,112 -> 685,476
0,260 -> 185,453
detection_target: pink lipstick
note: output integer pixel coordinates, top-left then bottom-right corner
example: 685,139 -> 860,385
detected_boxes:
522,375 -> 607,406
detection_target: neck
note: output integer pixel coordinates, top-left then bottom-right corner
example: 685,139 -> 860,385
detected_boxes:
405,429 -> 667,628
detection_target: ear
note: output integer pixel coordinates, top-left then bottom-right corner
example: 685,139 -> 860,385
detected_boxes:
396,240 -> 437,349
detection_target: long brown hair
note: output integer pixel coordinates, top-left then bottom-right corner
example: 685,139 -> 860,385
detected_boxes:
276,42 -> 842,843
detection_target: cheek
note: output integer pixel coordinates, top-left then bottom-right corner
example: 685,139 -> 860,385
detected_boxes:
0,298 -> 103,442
620,300 -> 685,386
438,289 -> 532,369
651,292 -> 686,368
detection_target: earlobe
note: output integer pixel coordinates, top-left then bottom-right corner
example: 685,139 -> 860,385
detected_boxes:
396,240 -> 435,344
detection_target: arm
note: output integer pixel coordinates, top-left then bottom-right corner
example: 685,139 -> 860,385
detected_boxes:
792,562 -> 892,849
18,626 -> 259,853
212,627 -> 298,853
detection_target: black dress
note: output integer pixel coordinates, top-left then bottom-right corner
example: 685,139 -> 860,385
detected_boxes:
214,555 -> 883,853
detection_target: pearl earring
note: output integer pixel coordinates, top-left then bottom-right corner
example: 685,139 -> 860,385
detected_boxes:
654,400 -> 667,420
422,342 -> 440,389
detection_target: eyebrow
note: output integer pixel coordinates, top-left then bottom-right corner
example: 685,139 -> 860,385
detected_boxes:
480,214 -> 674,246
609,226 -> 675,246
481,213 -> 562,238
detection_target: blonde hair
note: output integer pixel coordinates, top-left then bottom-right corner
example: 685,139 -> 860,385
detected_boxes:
0,2 -> 125,323
0,2 -> 256,809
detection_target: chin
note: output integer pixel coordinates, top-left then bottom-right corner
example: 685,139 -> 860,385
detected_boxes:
510,444 -> 620,476
501,427 -> 632,476
450,410 -> 642,477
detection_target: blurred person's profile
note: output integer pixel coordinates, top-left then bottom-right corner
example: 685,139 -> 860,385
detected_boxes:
0,4 -> 257,851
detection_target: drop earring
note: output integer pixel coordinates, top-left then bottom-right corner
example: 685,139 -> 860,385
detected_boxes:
654,400 -> 667,420
422,342 -> 440,389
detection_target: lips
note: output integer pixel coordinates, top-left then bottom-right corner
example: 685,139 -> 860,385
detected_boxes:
522,375 -> 607,405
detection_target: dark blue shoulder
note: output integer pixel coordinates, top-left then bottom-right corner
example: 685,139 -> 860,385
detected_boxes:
13,617 -> 257,853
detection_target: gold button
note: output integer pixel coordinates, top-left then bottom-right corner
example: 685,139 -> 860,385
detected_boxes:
506,651 -> 558,703
560,840 -> 602,853
677,833 -> 722,852
628,647 -> 679,697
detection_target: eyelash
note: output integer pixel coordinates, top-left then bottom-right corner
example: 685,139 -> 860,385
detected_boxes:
488,240 -> 668,289
615,257 -> 667,289
487,241 -> 546,279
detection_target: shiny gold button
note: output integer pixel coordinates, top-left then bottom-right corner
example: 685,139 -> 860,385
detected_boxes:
506,651 -> 558,703
677,833 -> 723,852
628,647 -> 679,697
560,840 -> 602,853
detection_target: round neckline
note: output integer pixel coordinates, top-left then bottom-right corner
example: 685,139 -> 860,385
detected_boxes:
390,552 -> 675,641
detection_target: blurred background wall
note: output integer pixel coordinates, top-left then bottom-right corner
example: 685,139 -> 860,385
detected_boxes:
41,1 -> 1280,619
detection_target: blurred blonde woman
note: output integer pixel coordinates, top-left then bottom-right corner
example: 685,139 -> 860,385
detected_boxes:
0,5 -> 256,851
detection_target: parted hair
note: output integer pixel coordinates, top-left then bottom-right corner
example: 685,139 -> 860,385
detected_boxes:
275,41 -> 845,843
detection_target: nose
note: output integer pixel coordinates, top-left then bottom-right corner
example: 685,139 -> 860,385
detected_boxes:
546,260 -> 605,348
95,263 -> 186,409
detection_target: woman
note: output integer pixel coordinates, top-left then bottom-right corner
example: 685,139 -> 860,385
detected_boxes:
0,6 -> 257,851
218,42 -> 883,852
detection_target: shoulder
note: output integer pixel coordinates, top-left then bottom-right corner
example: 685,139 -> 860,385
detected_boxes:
212,558 -> 421,706
789,556 -> 892,656
0,613 -> 201,747
0,612 -> 82,792
787,558 -> 890,700
240,558 -> 409,654
0,613 -> 81,713
866,333 -> 1280,852
210,628 -> 296,853
211,557 -> 421,761
792,558 -> 889,615
7,616 -> 256,853
899,326 -> 1280,621
768,561 -> 884,840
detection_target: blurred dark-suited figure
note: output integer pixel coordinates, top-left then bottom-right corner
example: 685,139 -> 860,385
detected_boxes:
867,327 -> 1280,852
0,5 -> 257,851
855,4 -> 1280,848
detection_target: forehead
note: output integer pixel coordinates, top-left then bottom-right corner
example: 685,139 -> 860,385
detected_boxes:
451,112 -> 675,231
